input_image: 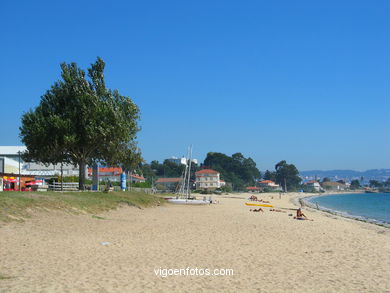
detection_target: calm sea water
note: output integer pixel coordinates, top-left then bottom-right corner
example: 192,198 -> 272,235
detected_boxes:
306,193 -> 390,225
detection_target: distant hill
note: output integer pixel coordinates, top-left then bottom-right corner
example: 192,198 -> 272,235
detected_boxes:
299,169 -> 390,183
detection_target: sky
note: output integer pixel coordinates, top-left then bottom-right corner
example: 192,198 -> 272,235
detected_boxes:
1,0 -> 389,171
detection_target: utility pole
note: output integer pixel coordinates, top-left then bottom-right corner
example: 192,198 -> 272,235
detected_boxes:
18,151 -> 21,191
60,163 -> 63,192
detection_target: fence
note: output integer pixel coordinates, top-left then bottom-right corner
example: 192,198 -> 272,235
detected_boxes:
48,182 -> 79,191
128,187 -> 155,194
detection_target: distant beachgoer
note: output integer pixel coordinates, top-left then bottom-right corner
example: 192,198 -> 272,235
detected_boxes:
250,208 -> 263,212
296,208 -> 306,218
294,208 -> 313,220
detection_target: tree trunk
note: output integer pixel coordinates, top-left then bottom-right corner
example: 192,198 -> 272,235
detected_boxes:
79,160 -> 86,191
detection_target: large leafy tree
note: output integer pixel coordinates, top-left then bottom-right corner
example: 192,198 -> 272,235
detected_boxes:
203,152 -> 261,191
263,170 -> 276,182
20,57 -> 140,190
274,160 -> 301,192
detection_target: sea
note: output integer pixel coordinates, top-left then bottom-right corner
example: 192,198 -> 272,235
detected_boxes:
305,193 -> 390,227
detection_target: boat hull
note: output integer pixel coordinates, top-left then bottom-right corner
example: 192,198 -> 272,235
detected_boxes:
167,198 -> 209,205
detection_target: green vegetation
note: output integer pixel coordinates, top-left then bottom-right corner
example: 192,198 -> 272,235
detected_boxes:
0,191 -> 162,223
369,180 -> 382,188
274,160 -> 301,192
20,57 -> 140,190
203,152 -> 261,191
131,181 -> 152,188
263,170 -> 276,181
148,160 -> 193,178
350,179 -> 361,190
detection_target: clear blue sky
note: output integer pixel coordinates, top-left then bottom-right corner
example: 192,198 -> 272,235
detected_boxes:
1,0 -> 389,171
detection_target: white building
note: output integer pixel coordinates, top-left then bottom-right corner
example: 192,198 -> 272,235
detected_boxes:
0,146 -> 27,174
304,180 -> 322,192
0,146 -> 81,177
258,180 -> 282,190
195,169 -> 222,191
166,156 -> 198,166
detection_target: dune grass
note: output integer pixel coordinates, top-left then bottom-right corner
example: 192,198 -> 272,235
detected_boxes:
0,191 -> 163,223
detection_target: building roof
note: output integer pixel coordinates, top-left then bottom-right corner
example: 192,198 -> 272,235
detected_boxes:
305,180 -> 320,185
321,181 -> 345,186
155,177 -> 182,183
130,174 -> 145,180
259,180 -> 275,184
88,167 -> 123,176
246,186 -> 260,190
0,146 -> 27,155
195,169 -> 219,175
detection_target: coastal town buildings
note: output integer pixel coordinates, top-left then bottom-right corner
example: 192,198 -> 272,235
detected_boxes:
258,180 -> 282,190
166,156 -> 198,166
195,169 -> 222,191
246,186 -> 261,193
304,180 -> 322,192
155,177 -> 182,191
321,181 -> 347,191
0,146 -> 80,177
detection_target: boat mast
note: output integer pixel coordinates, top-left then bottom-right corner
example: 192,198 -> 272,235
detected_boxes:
180,146 -> 190,197
186,145 -> 193,200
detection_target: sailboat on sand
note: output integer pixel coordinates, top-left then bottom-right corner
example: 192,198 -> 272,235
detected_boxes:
166,146 -> 209,205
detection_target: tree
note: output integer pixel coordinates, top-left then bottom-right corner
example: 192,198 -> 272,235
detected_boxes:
203,152 -> 261,191
263,170 -> 276,182
350,179 -> 361,190
274,160 -> 301,192
369,180 -> 382,188
20,57 -> 140,190
322,177 -> 331,183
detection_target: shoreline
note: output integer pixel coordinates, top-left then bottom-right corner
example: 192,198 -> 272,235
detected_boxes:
289,191 -> 390,229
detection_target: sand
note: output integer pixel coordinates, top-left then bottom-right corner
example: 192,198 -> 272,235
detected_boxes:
1,192 -> 390,293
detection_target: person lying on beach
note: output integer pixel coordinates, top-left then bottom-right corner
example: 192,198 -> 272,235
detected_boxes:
250,208 -> 264,212
269,208 -> 286,213
294,208 -> 313,220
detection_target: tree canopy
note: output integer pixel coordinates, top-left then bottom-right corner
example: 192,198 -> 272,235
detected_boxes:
274,160 -> 301,192
20,57 -> 140,189
203,152 -> 261,191
350,179 -> 361,190
369,180 -> 383,188
263,170 -> 276,182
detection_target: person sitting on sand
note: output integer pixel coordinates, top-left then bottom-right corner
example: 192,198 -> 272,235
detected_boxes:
294,208 -> 313,220
250,208 -> 264,212
296,208 -> 306,218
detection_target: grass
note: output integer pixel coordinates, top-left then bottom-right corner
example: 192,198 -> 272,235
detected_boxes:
0,191 -> 163,223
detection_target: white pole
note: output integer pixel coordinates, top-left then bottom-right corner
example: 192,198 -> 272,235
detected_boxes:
186,145 -> 193,199
180,147 -> 190,197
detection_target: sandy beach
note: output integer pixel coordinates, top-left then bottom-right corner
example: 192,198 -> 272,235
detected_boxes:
1,192 -> 390,293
